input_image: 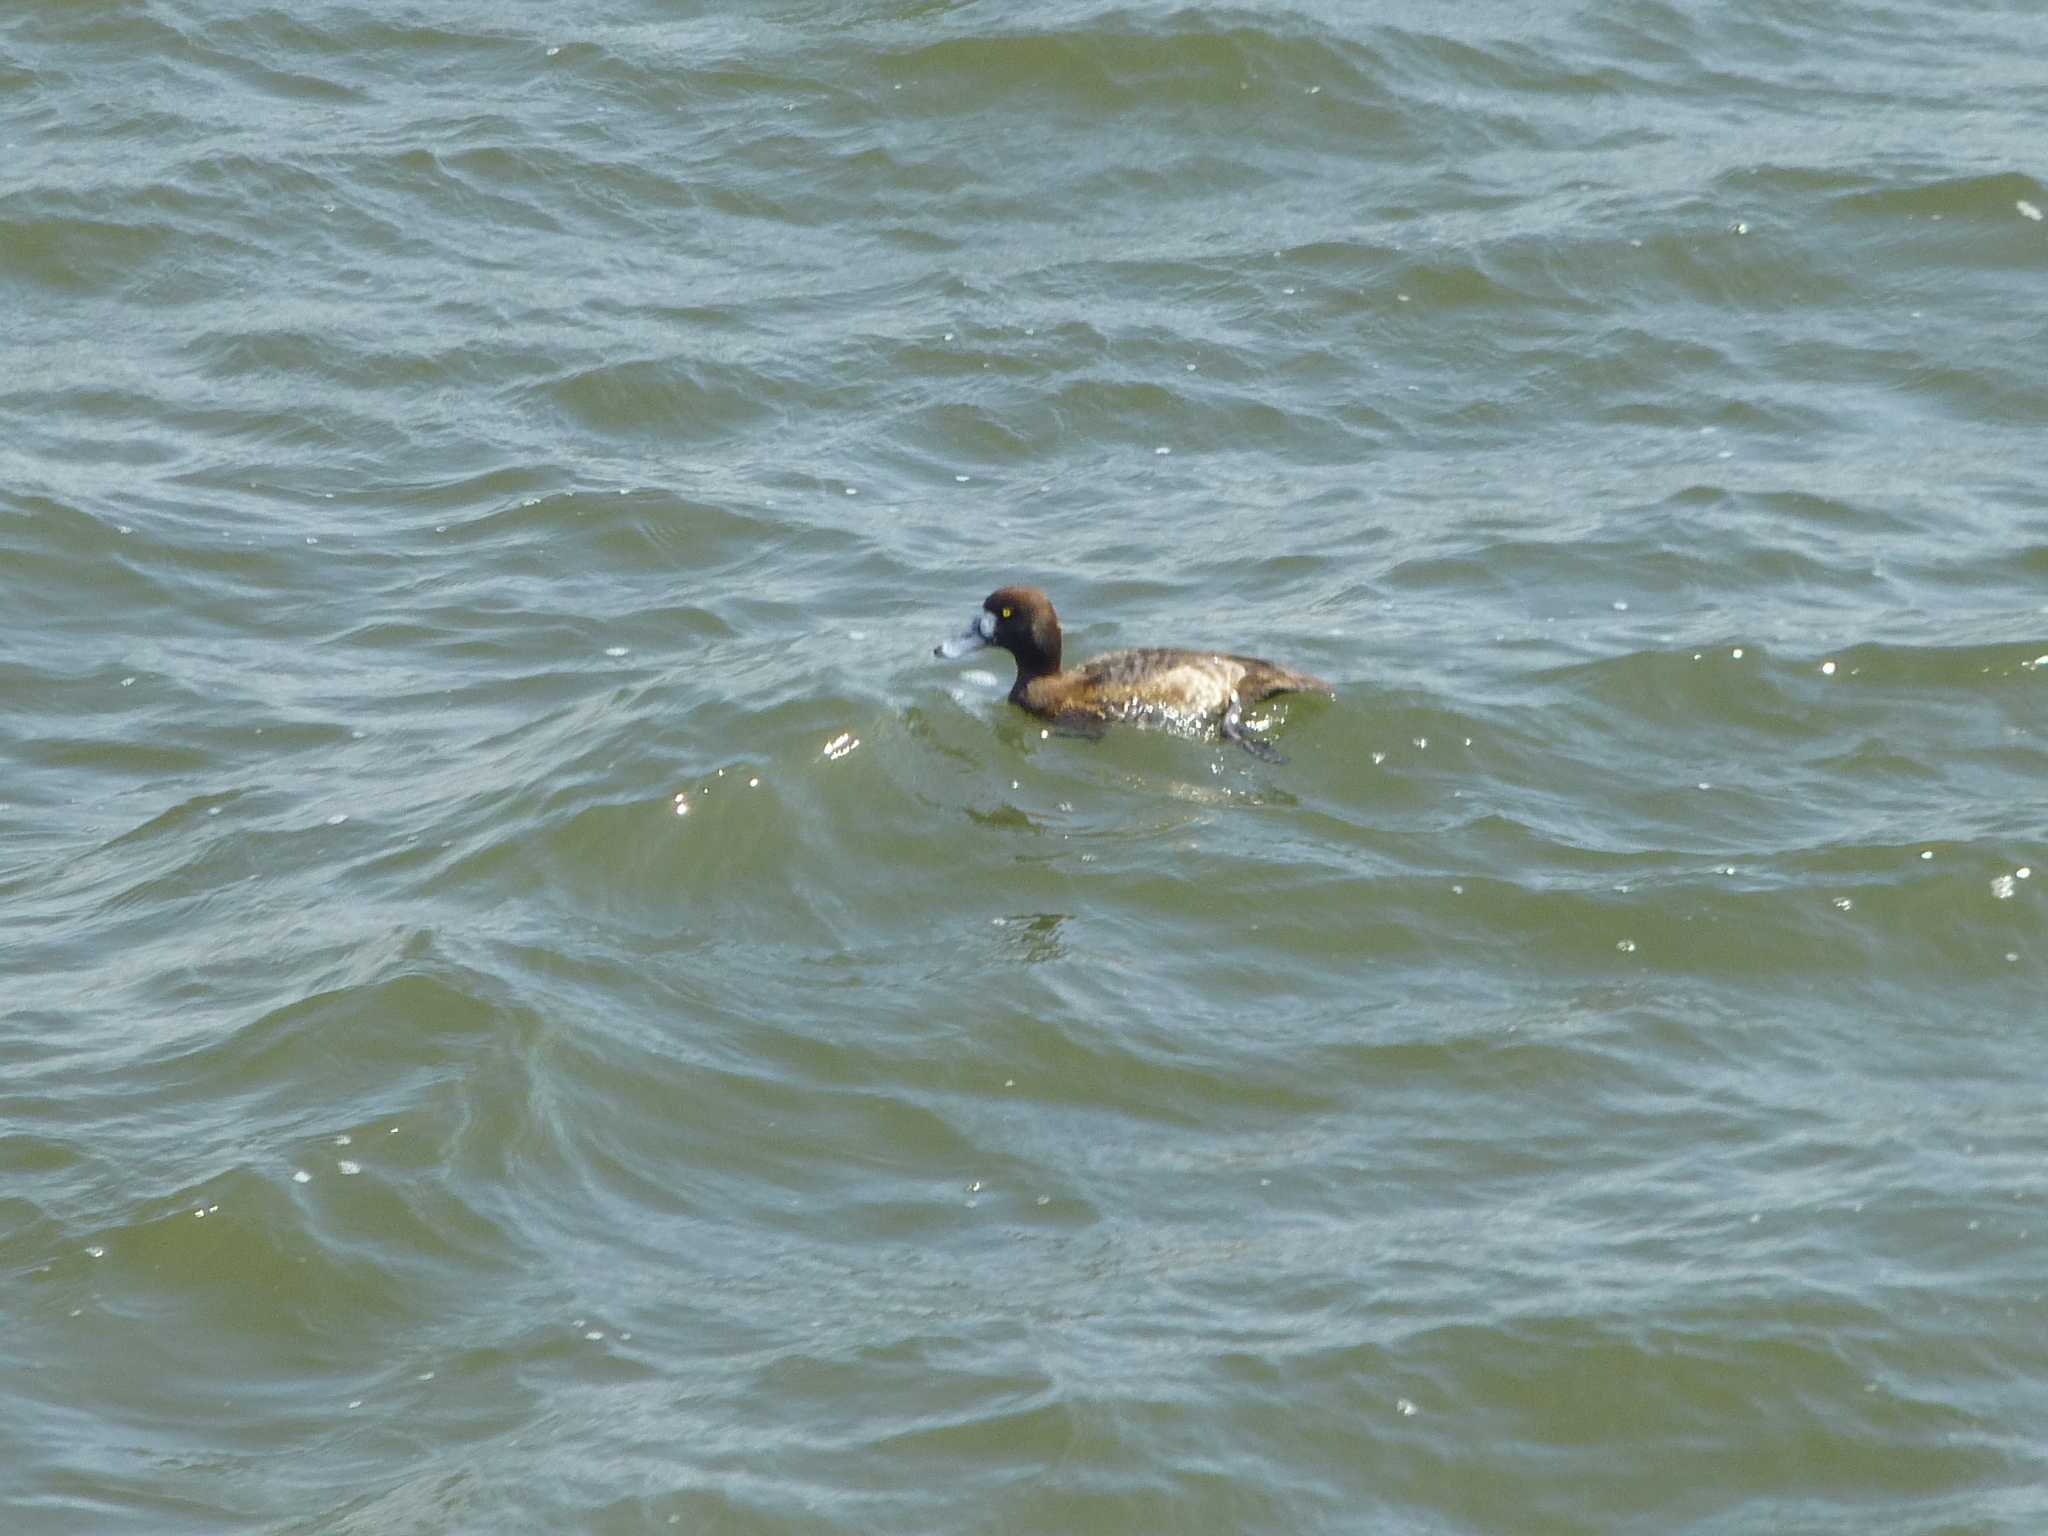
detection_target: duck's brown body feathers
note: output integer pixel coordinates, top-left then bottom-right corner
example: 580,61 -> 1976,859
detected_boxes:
1017,645 -> 1334,728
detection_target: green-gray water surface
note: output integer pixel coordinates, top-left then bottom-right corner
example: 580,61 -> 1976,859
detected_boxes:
4,1 -> 2047,1531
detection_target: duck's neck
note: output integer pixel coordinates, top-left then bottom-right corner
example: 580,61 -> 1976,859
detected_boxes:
1007,633 -> 1059,700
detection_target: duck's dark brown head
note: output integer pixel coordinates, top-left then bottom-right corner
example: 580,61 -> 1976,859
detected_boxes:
933,585 -> 1063,682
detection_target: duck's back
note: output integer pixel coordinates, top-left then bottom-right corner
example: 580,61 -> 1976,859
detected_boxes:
1021,646 -> 1334,725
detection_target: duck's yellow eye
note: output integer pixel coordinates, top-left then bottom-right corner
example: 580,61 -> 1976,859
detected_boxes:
1000,607 -> 1012,619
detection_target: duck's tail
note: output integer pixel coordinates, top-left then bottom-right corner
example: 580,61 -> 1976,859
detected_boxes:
1246,661 -> 1336,700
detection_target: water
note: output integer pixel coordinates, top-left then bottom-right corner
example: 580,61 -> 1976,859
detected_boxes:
4,1 -> 2046,1530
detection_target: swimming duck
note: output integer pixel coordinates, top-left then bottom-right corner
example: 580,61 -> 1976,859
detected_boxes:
934,585 -> 1333,759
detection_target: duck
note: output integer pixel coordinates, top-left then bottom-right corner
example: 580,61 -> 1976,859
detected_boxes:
934,585 -> 1334,760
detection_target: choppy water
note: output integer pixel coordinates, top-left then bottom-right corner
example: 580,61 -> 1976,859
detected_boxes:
5,1 -> 2047,1531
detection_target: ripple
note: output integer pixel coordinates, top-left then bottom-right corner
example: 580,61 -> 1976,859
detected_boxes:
7,0 -> 2047,1527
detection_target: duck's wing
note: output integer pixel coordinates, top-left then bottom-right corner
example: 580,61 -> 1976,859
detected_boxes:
1046,648 -> 1252,722
1025,647 -> 1334,725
